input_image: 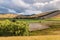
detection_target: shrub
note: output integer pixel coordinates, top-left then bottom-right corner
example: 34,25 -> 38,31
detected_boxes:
0,20 -> 29,36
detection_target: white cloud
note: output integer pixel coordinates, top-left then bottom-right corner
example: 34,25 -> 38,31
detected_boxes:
32,2 -> 49,10
0,0 -> 60,15
0,0 -> 4,4
12,0 -> 30,8
8,9 -> 17,13
53,0 -> 60,10
19,10 -> 42,15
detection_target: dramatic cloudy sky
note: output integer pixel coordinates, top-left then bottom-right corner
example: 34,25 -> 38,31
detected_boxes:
0,0 -> 60,15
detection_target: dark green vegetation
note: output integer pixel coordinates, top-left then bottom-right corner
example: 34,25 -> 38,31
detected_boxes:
0,19 -> 29,36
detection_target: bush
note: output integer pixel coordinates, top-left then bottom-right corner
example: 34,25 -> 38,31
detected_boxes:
0,20 -> 29,36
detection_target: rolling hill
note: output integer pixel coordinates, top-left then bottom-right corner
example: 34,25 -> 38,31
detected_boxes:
0,10 -> 60,19
16,10 -> 60,19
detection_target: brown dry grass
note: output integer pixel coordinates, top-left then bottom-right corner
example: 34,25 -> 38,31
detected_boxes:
0,35 -> 60,40
52,14 -> 60,18
0,14 -> 18,18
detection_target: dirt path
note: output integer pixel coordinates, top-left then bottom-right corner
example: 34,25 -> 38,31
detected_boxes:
29,23 -> 50,31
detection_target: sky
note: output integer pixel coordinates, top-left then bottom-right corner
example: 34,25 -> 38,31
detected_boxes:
0,0 -> 60,15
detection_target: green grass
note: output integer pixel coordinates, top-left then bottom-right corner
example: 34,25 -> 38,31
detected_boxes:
30,27 -> 60,36
0,18 -> 60,36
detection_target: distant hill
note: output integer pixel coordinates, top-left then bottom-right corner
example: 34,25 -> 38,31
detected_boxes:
16,10 -> 60,19
0,10 -> 60,19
